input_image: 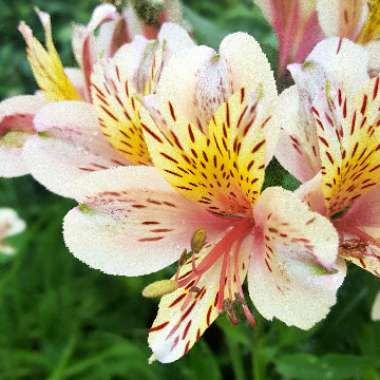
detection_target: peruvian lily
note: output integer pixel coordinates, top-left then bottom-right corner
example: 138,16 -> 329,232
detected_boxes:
0,208 -> 26,255
72,1 -> 184,100
317,0 -> 380,73
372,291 -> 380,320
22,23 -> 194,197
276,37 -> 380,281
63,32 -> 344,363
254,0 -> 324,77
0,2 -> 181,179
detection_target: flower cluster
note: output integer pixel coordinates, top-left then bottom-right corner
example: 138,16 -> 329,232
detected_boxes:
1,0 -> 380,363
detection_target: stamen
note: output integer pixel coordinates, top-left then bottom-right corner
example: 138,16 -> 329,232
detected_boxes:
142,279 -> 178,298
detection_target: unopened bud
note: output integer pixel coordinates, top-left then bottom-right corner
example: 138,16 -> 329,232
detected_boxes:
142,279 -> 178,298
191,228 -> 207,253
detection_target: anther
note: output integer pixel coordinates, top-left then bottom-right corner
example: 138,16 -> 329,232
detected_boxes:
142,279 -> 178,298
191,228 -> 207,253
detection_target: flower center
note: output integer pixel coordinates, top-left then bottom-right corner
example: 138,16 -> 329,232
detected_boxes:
176,217 -> 256,326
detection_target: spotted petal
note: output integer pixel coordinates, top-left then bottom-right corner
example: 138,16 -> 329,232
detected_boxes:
64,166 -> 230,276
149,235 -> 250,363
19,9 -> 81,101
249,187 -> 345,329
142,89 -> 268,216
23,101 -> 128,198
311,73 -> 380,215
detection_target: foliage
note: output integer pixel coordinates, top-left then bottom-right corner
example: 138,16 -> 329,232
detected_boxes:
0,0 -> 380,379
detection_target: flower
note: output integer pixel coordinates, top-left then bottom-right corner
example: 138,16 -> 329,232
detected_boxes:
254,0 -> 324,77
276,37 -> 380,278
0,208 -> 26,255
23,23 -> 194,197
0,3 -> 183,179
63,32 -> 344,363
317,0 -> 380,73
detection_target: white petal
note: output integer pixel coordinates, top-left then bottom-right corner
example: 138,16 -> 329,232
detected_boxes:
249,187 -> 345,329
0,208 -> 26,237
23,101 -> 128,198
64,166 -> 230,276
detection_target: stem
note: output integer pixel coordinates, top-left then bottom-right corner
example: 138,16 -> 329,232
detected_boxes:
227,339 -> 245,380
252,318 -> 267,380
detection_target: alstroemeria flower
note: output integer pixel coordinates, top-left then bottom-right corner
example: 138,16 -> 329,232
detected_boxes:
23,23 -> 194,197
63,33 -> 344,363
277,38 -> 380,279
254,0 -> 324,76
317,0 -> 380,73
372,291 -> 380,320
0,208 -> 26,255
72,1 -> 184,101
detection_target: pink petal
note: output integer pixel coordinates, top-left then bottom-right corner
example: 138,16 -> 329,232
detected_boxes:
63,166 -> 230,276
23,101 -> 128,197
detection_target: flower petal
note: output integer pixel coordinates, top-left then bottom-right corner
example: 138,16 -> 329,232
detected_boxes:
338,185 -> 380,277
148,234 -> 250,363
312,73 -> 380,215
142,88 -> 267,216
91,46 -> 151,165
23,101 -> 128,197
0,95 -> 47,177
63,166 -> 230,276
18,9 -> 81,101
249,186 -> 345,329
0,208 -> 26,237
275,86 -> 321,182
317,0 -> 366,38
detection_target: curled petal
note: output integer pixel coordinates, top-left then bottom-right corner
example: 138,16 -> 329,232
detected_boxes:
64,166 -> 230,276
18,9 -> 81,101
250,187 -> 345,329
23,101 -> 128,197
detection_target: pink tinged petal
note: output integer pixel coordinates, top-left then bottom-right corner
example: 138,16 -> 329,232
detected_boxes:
337,186 -> 380,277
249,187 -> 345,329
149,233 -> 251,363
295,173 -> 328,215
0,95 -> 47,177
289,38 -> 369,98
87,4 -> 118,32
275,86 -> 321,182
64,166 -> 230,276
372,291 -> 380,320
23,101 -> 128,198
65,68 -> 86,98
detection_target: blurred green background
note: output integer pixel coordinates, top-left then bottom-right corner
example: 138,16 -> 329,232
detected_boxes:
0,0 -> 380,379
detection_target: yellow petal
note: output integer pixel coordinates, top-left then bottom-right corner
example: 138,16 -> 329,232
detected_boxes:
91,58 -> 151,165
142,88 -> 268,216
18,9 -> 81,101
313,74 -> 380,215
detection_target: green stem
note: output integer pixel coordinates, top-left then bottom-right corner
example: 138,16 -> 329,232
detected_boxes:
252,318 -> 267,380
227,339 -> 245,380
